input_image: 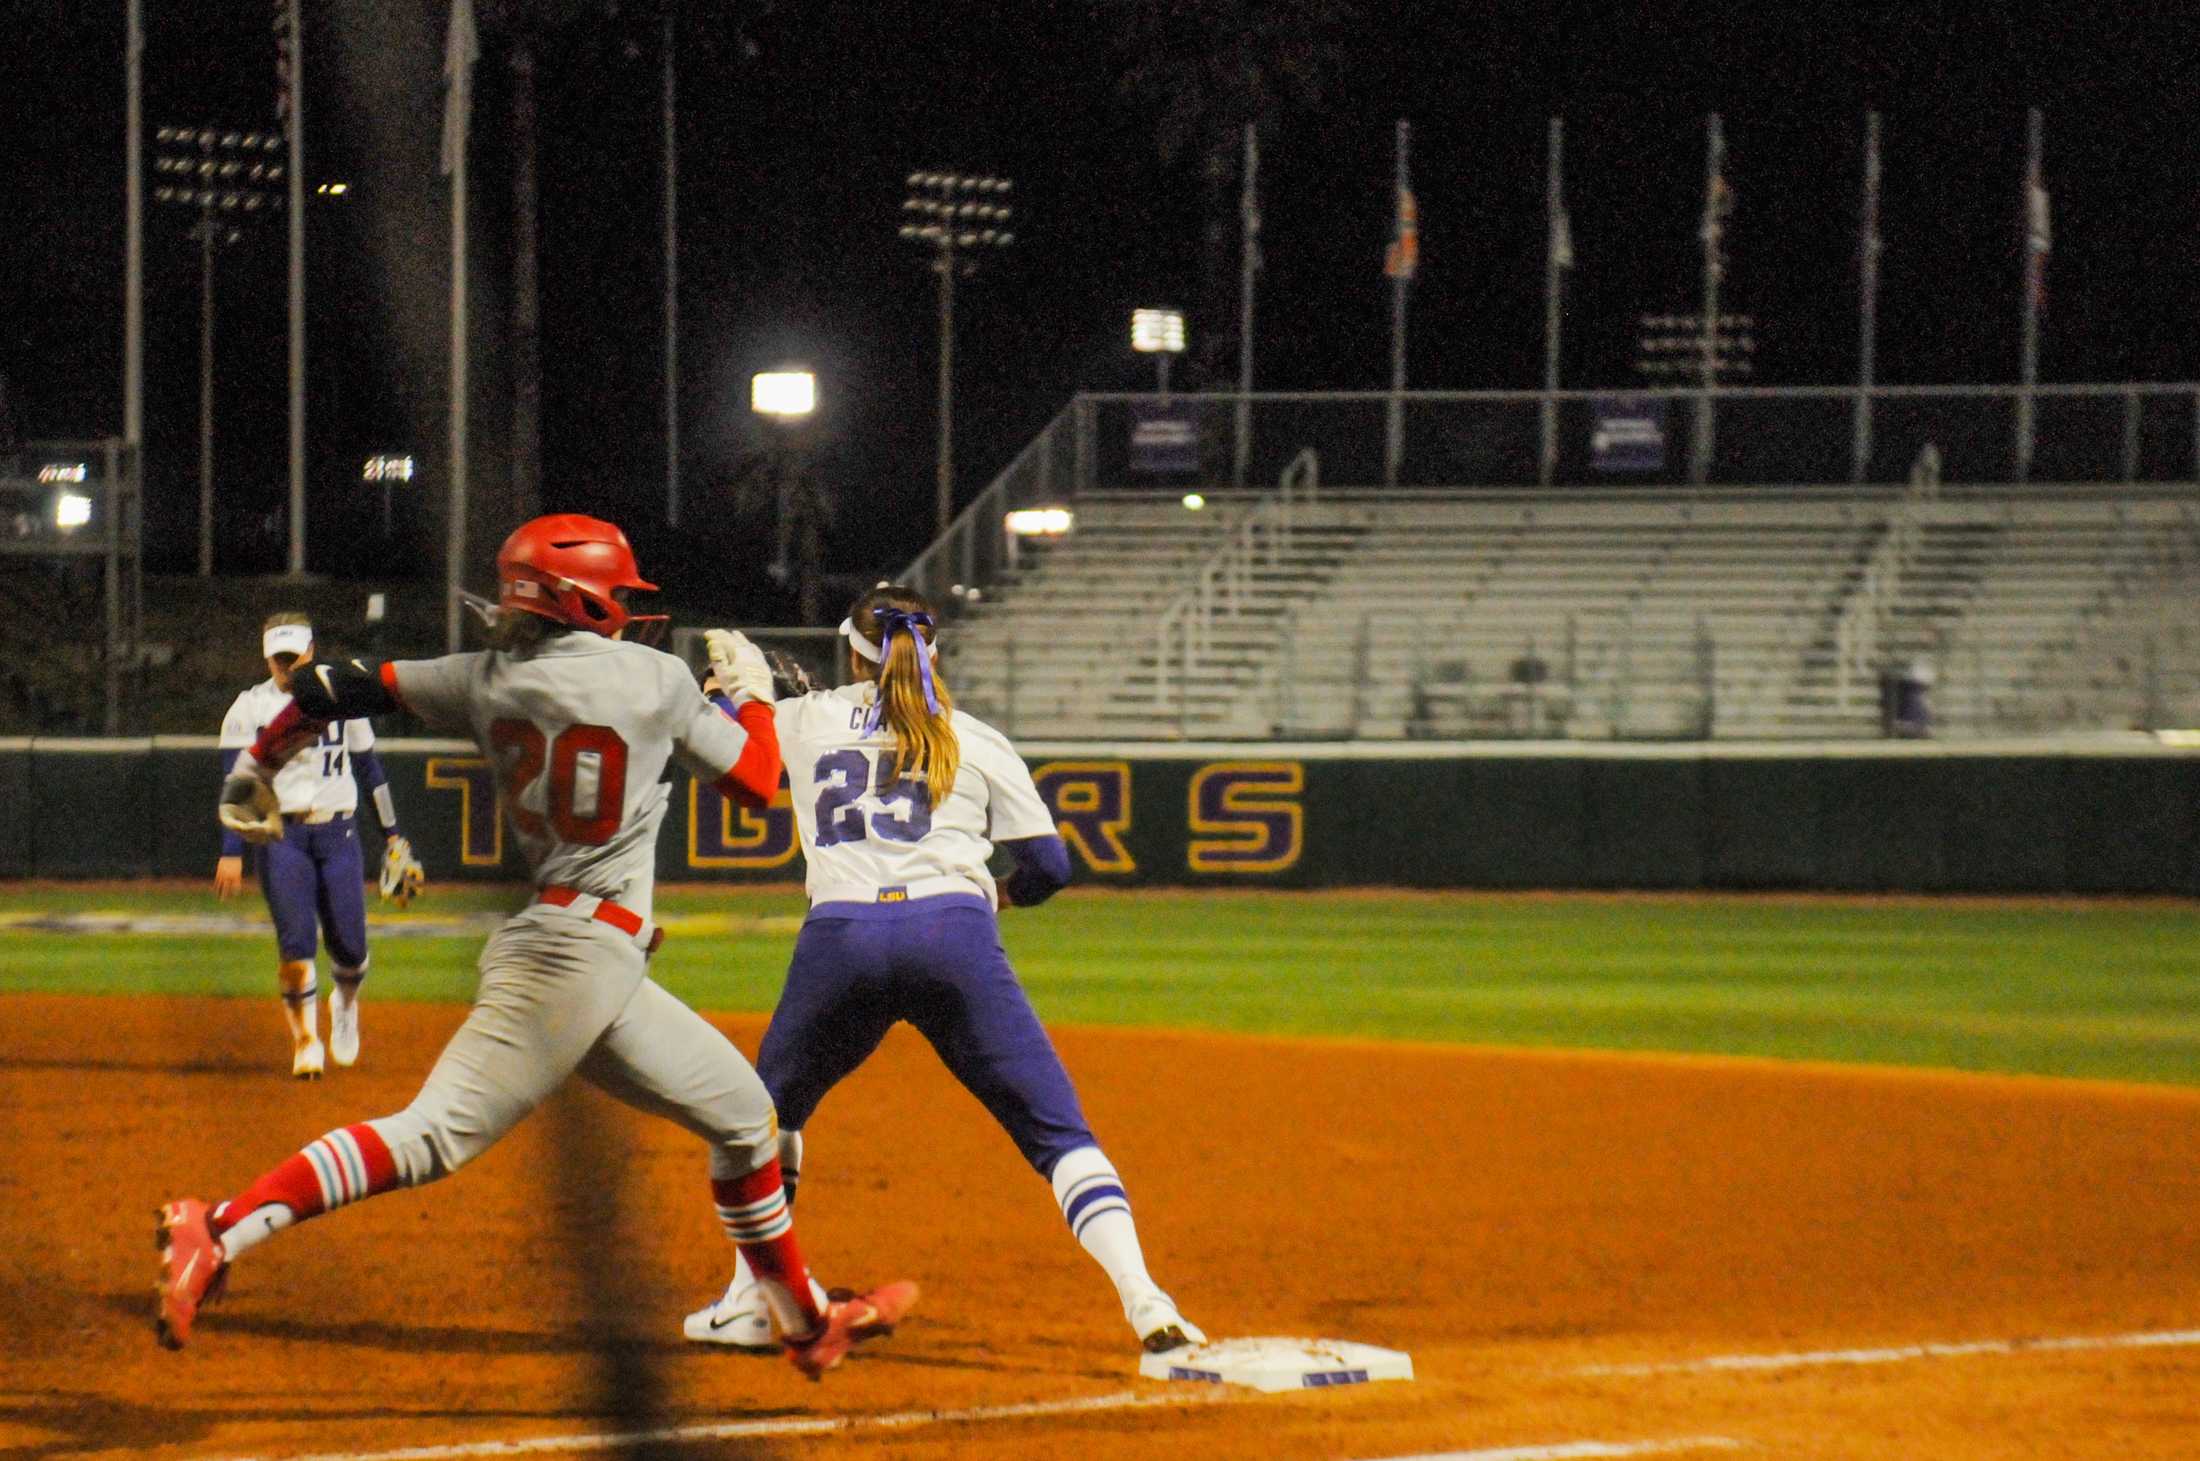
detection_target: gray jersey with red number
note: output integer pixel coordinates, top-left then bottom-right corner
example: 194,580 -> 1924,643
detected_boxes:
388,634 -> 753,919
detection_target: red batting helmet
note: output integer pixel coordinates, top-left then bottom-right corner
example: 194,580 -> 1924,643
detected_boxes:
495,514 -> 665,641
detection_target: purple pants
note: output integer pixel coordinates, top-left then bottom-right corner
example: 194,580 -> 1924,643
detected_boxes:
257,814 -> 369,968
756,895 -> 1096,1177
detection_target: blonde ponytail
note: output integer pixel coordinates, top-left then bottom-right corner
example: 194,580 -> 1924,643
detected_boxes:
848,589 -> 959,806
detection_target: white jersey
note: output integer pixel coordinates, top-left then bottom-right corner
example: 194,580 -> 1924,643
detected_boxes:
221,679 -> 374,819
777,683 -> 1058,909
388,633 -> 756,920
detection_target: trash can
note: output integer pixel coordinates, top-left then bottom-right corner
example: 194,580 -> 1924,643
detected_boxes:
1879,658 -> 1935,739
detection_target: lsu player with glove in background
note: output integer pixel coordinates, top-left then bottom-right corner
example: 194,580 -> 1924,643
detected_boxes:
216,612 -> 427,1079
161,514 -> 912,1380
684,584 -> 1205,1356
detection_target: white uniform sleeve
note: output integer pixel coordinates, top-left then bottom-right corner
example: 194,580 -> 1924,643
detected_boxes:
963,716 -> 1057,842
343,717 -> 376,753
667,662 -> 752,782
218,693 -> 260,750
386,653 -> 484,737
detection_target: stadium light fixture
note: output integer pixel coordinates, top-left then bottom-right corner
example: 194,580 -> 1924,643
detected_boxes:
37,463 -> 89,485
54,492 -> 93,531
1004,507 -> 1074,537
1182,493 -> 1206,511
751,370 -> 817,419
1130,308 -> 1186,398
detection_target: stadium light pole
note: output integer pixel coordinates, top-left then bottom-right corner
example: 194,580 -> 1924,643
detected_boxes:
152,125 -> 285,576
899,171 -> 1013,539
1131,308 -> 1186,399
751,369 -> 815,582
751,369 -> 830,622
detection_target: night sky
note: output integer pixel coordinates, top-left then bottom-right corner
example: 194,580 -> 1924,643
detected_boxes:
6,2 -> 2199,620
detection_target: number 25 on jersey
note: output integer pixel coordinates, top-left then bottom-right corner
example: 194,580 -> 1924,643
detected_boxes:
812,748 -> 930,846
490,719 -> 630,845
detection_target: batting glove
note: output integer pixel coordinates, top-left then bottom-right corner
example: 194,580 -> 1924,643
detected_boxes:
380,834 -> 427,908
705,629 -> 776,709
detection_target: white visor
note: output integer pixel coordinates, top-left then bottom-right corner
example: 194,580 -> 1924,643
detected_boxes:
840,616 -> 939,664
263,623 -> 313,659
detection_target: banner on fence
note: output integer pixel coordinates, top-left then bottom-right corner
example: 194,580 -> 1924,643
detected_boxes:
1591,394 -> 1667,471
1129,401 -> 1201,473
2,741 -> 2196,895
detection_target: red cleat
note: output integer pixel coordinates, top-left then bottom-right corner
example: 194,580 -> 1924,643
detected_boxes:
784,1281 -> 919,1380
155,1199 -> 229,1350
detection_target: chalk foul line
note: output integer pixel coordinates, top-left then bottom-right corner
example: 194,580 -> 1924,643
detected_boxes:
1575,1325 -> 2200,1378
202,1387 -> 1228,1461
1360,1439 -> 1742,1461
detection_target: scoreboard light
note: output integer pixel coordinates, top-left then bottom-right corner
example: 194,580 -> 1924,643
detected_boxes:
1004,507 -> 1074,537
1131,308 -> 1186,354
54,493 -> 93,530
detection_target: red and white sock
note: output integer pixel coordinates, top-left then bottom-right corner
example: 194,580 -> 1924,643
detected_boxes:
712,1157 -> 824,1339
210,1123 -> 399,1261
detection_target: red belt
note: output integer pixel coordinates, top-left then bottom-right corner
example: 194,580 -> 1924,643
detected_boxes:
538,885 -> 665,955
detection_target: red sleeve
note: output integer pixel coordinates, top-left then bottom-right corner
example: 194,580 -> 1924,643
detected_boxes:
248,699 -> 326,766
379,660 -> 409,710
711,700 -> 783,809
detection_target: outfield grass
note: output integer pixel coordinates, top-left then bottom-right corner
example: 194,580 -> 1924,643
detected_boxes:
3,883 -> 2197,1086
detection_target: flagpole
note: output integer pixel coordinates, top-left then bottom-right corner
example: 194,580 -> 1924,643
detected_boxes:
1853,110 -> 1882,484
663,5 -> 680,527
443,0 -> 477,653
285,0 -> 307,576
1541,116 -> 1566,487
1692,113 -> 1725,487
1233,121 -> 1258,489
124,0 -> 143,460
1384,118 -> 1411,489
2016,107 -> 2045,484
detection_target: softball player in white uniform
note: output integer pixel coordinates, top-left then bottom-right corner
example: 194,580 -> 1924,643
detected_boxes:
683,585 -> 1204,1355
157,515 -> 913,1377
216,613 -> 423,1077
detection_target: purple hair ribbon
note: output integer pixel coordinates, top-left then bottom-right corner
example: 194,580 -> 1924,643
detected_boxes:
861,606 -> 939,733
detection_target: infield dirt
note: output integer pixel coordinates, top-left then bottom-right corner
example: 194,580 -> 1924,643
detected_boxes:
5,993 -> 2198,1460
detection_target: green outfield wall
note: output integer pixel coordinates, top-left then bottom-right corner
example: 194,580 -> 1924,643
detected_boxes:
2,738 -> 2196,895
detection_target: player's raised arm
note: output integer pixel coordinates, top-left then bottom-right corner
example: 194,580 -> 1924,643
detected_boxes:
680,629 -> 782,807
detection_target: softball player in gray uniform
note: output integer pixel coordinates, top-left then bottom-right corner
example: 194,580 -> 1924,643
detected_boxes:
157,514 -> 913,1378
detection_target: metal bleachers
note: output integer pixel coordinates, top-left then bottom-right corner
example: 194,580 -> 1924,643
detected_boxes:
939,482 -> 2200,743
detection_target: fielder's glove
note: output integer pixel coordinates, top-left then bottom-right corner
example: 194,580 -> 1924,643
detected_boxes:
380,834 -> 427,908
217,774 -> 285,845
705,629 -> 776,709
765,649 -> 818,698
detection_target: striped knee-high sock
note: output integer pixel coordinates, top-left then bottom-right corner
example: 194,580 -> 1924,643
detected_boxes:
1050,1145 -> 1157,1300
712,1157 -> 823,1339
210,1123 -> 399,1261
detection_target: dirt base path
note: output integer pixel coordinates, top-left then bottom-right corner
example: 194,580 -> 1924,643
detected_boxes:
4,993 -> 2198,1460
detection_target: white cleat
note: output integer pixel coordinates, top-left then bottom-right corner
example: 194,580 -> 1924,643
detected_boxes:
328,984 -> 361,1067
683,1276 -> 833,1351
291,1037 -> 326,1081
684,1279 -> 777,1351
1128,1290 -> 1207,1354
